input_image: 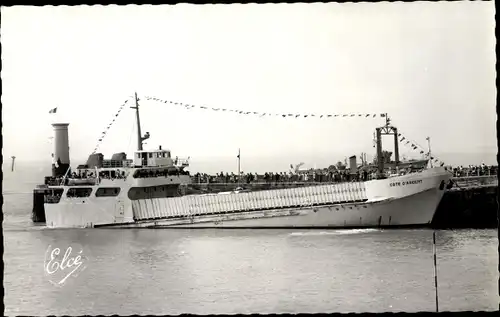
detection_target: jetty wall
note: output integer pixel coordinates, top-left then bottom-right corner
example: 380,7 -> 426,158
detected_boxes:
432,177 -> 498,229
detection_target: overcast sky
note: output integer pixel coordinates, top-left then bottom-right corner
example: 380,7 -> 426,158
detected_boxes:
1,2 -> 496,174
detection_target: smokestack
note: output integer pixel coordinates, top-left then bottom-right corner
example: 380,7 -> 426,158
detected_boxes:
376,127 -> 383,175
52,123 -> 70,177
349,155 -> 357,174
393,127 -> 400,166
159,145 -> 162,150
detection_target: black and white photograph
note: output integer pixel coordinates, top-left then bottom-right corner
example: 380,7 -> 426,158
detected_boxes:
1,1 -> 497,315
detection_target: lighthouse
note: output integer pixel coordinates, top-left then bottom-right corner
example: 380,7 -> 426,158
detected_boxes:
51,123 -> 70,177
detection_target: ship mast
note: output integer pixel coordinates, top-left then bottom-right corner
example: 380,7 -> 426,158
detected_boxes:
130,92 -> 150,151
375,113 -> 399,178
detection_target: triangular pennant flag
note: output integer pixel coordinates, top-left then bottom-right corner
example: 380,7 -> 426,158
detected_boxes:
350,114 -> 355,117
365,114 -> 370,117
296,114 -> 300,118
373,114 -> 376,118
327,115 -> 332,117
320,115 -> 324,118
304,115 -> 308,118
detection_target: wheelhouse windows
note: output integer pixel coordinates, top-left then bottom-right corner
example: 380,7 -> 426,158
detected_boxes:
67,187 -> 93,198
96,187 -> 121,197
45,188 -> 64,203
132,168 -> 189,178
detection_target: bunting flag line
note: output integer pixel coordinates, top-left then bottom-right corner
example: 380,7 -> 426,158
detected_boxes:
144,95 -> 388,120
143,94 -> 445,166
397,131 -> 445,166
91,99 -> 130,154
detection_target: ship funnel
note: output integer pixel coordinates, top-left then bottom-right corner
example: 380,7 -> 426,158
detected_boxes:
52,123 -> 70,177
349,155 -> 357,174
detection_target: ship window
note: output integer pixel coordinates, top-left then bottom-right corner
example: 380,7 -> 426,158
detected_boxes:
45,188 -> 64,204
96,187 -> 121,197
67,187 -> 92,198
149,153 -> 153,158
166,151 -> 171,158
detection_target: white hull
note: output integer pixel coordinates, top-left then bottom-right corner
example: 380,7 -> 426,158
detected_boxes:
44,167 -> 451,229
113,187 -> 443,229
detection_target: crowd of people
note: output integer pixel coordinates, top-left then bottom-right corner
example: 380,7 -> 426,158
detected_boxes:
192,169 -> 377,184
191,164 -> 497,185
449,164 -> 497,178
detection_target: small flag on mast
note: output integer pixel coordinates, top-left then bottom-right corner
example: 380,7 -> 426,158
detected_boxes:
48,107 -> 57,114
237,149 -> 240,159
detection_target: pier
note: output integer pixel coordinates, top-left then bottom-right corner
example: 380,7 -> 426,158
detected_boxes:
432,175 -> 498,229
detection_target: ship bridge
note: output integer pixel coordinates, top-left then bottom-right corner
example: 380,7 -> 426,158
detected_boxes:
134,148 -> 174,168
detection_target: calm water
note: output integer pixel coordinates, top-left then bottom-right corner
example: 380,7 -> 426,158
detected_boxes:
3,163 -> 499,315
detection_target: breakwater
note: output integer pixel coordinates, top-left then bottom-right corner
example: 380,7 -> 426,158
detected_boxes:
432,176 -> 498,229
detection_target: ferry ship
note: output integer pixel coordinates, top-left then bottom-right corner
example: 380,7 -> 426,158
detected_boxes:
32,94 -> 453,229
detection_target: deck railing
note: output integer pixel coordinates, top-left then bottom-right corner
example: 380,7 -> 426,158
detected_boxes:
102,159 -> 134,168
451,175 -> 497,189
